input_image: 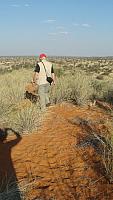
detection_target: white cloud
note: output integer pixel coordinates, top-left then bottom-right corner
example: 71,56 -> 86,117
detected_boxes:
48,33 -> 57,36
56,26 -> 64,30
10,3 -> 31,8
59,31 -> 69,35
49,38 -> 57,41
72,23 -> 91,28
11,4 -> 20,7
24,4 -> 30,7
42,19 -> 56,23
48,31 -> 69,38
82,23 -> 91,27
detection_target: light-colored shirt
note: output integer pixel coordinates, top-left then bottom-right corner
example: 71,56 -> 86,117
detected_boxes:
35,60 -> 53,85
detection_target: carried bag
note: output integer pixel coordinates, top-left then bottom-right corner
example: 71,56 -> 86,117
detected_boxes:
42,62 -> 53,85
46,76 -> 53,84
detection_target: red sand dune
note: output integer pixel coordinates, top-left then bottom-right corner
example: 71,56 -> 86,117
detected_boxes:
0,103 -> 113,200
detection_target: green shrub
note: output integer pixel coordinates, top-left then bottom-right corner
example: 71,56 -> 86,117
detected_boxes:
8,103 -> 41,133
54,67 -> 64,77
0,69 -> 41,133
51,70 -> 94,105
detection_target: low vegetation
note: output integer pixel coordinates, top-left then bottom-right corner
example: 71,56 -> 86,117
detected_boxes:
0,56 -> 113,199
1,57 -> 113,132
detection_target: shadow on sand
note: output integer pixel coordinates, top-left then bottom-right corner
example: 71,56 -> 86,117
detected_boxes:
0,128 -> 22,199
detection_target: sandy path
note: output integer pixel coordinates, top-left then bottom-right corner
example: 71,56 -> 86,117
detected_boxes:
1,103 -> 113,199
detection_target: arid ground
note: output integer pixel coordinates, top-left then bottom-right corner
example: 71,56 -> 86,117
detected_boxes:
1,102 -> 113,200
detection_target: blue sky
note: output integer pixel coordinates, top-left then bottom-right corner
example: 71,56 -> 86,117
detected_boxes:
0,0 -> 113,56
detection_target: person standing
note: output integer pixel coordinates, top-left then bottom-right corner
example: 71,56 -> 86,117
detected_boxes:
32,54 -> 55,111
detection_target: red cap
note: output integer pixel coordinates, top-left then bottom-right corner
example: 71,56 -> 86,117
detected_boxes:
39,53 -> 47,59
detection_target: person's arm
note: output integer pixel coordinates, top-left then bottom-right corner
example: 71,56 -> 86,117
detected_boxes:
32,63 -> 40,84
51,65 -> 56,85
32,72 -> 39,84
6,128 -> 22,147
52,73 -> 55,85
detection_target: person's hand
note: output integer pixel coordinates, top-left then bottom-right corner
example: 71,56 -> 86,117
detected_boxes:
31,80 -> 36,85
52,80 -> 56,85
52,82 -> 55,86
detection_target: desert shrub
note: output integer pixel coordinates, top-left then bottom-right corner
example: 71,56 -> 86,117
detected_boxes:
91,78 -> 113,103
91,121 -> 113,183
73,117 -> 113,183
7,102 -> 41,133
0,69 -> 41,133
102,135 -> 113,183
1,66 -> 113,134
0,63 -> 34,74
51,70 -> 94,105
13,63 -> 34,70
69,71 -> 94,105
0,69 -> 32,104
102,79 -> 113,104
51,69 -> 113,105
90,79 -> 104,100
54,67 -> 64,77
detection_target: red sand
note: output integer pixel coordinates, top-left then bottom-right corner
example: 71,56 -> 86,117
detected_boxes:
1,103 -> 113,199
